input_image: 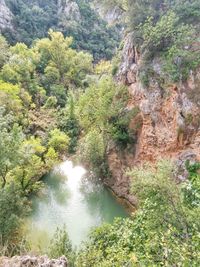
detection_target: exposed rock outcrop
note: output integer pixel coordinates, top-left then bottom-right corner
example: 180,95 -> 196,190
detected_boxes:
107,34 -> 200,205
94,3 -> 123,25
0,0 -> 13,31
58,0 -> 81,22
0,255 -> 68,267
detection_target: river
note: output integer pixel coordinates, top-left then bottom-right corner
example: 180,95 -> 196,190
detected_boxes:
26,161 -> 128,249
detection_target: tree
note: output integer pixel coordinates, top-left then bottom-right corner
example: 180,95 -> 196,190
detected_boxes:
44,147 -> 59,169
182,162 -> 200,208
79,128 -> 105,169
35,30 -> 93,100
0,108 -> 24,188
3,0 -> 120,60
77,76 -> 127,134
98,0 -> 128,12
0,80 -> 22,114
4,0 -> 58,45
12,154 -> 45,193
126,0 -> 200,82
58,94 -> 80,153
48,128 -> 70,154
9,137 -> 46,193
95,60 -> 112,77
77,160 -> 200,266
0,184 -> 28,246
47,226 -> 75,266
0,35 -> 9,69
1,43 -> 39,93
76,76 -> 131,171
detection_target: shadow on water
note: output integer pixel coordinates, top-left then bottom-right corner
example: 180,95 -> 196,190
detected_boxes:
26,161 -> 129,249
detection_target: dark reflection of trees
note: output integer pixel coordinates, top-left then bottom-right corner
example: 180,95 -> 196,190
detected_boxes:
33,172 -> 71,207
48,172 -> 72,206
79,176 -> 128,223
32,169 -> 128,223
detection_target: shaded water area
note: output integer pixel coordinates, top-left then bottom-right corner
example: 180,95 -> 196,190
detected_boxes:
26,161 -> 128,249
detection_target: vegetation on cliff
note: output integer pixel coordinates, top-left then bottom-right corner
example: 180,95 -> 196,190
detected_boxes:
0,0 -> 200,266
76,161 -> 200,266
2,0 -> 120,60
103,0 -> 200,84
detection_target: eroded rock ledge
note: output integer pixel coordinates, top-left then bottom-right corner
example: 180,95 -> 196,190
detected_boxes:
0,255 -> 68,267
106,34 -> 200,206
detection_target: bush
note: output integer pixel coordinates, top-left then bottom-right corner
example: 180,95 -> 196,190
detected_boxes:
58,96 -> 80,154
48,128 -> 70,154
44,96 -> 57,109
182,161 -> 200,208
0,184 -> 29,247
126,0 -> 200,83
110,107 -> 140,148
79,129 -> 105,170
47,226 -> 76,266
76,76 -> 129,170
77,160 -> 200,266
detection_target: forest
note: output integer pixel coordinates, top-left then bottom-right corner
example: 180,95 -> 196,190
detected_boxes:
3,0 -> 121,60
0,0 -> 200,266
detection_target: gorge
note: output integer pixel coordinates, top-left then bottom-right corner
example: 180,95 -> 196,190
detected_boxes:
0,0 -> 199,266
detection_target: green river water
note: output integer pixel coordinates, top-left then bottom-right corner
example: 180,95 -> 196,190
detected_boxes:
26,161 -> 128,249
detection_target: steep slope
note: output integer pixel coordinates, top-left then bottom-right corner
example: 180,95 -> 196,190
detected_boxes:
106,33 -> 200,206
104,0 -> 200,205
119,33 -> 200,162
0,0 -> 13,30
0,0 -> 120,60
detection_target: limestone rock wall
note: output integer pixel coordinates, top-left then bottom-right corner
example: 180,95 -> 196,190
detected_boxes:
58,0 -> 81,23
106,34 -> 200,205
93,3 -> 123,25
0,0 -> 13,31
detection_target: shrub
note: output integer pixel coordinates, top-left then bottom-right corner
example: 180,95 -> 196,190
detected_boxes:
48,128 -> 70,154
47,226 -> 76,266
77,160 -> 200,266
0,184 -> 29,247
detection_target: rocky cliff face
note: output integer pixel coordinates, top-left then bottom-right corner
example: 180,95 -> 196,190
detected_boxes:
93,3 -> 123,25
0,0 -> 81,32
0,0 -> 13,31
0,255 -> 68,267
106,34 -> 200,206
58,0 -> 81,25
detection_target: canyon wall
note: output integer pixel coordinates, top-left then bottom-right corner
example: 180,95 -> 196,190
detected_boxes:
0,0 -> 13,31
106,34 -> 200,206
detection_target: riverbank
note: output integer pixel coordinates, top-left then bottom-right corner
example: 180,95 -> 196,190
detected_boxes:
106,185 -> 136,214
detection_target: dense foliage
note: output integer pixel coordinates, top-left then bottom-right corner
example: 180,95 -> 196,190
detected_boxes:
102,0 -> 200,83
135,0 -> 200,83
0,29 -> 131,255
0,0 -> 200,265
76,161 -> 200,266
0,30 -> 90,252
47,227 -> 76,266
3,0 -> 120,60
0,31 -> 90,193
76,74 -> 136,174
0,184 -> 28,246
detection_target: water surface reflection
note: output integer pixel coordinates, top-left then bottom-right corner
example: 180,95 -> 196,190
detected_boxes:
27,161 -> 128,248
